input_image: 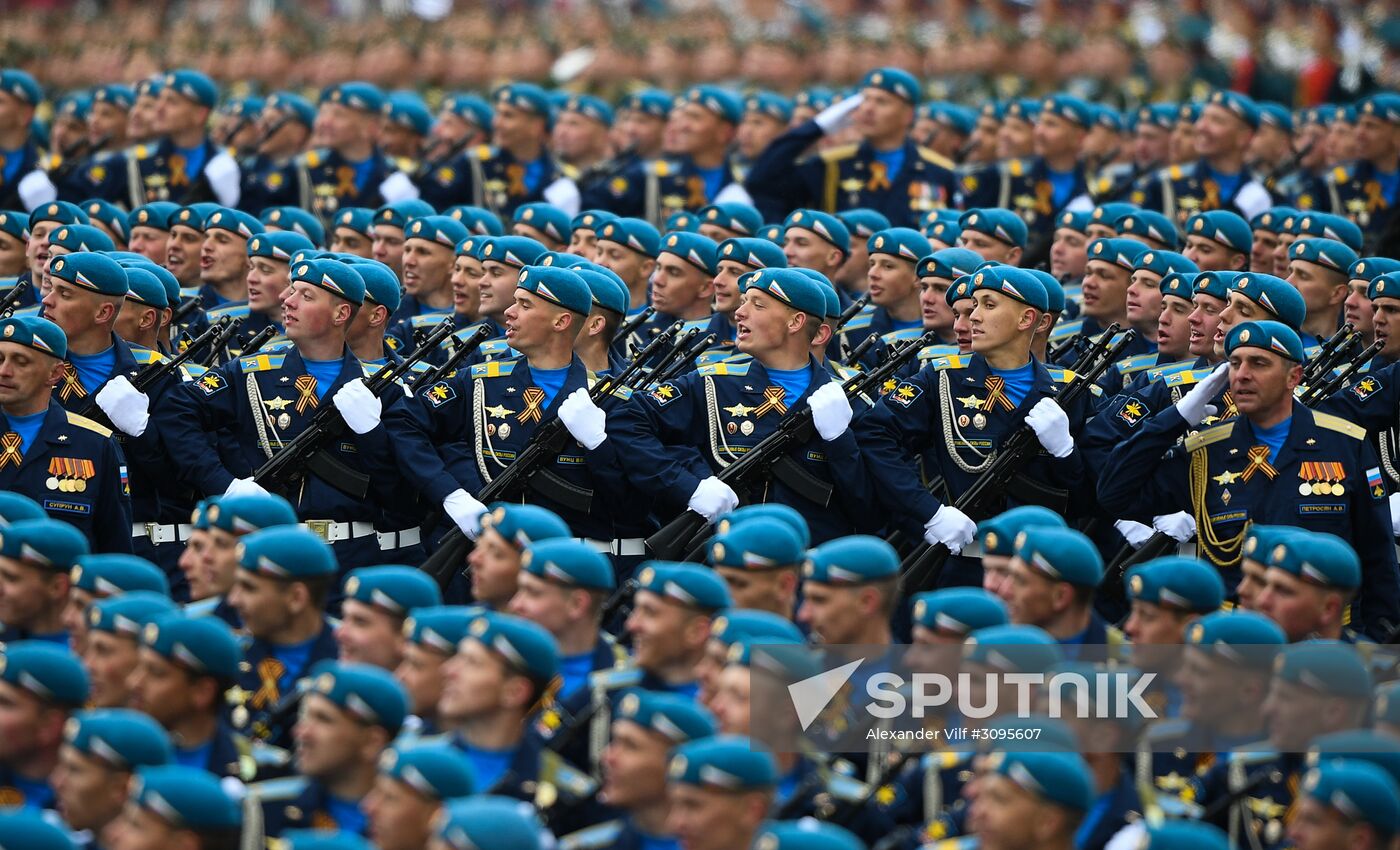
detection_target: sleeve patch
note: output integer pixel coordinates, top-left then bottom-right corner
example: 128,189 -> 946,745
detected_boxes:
1351,376 -> 1382,400
424,382 -> 456,408
195,372 -> 227,396
650,382 -> 681,405
1116,397 -> 1148,428
889,381 -> 923,407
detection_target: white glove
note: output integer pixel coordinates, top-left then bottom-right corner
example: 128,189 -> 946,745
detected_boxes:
1114,519 -> 1154,548
1024,397 -> 1073,458
1389,492 -> 1400,536
923,505 -> 977,552
225,477 -> 271,498
814,94 -> 864,134
377,170 -> 421,203
1152,511 -> 1197,543
1173,363 -> 1230,426
444,489 -> 488,540
558,388 -> 607,450
17,169 -> 57,210
688,476 -> 739,521
808,382 -> 853,441
94,375 -> 150,436
332,378 -> 382,435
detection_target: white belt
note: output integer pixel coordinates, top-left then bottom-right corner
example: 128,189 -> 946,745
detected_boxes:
580,537 -> 647,557
377,527 -> 422,551
131,523 -> 194,544
300,520 -> 378,544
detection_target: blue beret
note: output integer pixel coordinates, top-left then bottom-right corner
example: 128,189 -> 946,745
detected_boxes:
1303,760 -> 1400,838
447,205 -> 504,237
1242,524 -> 1297,564
480,503 -> 571,546
48,251 -> 128,297
321,81 -> 384,113
70,554 -> 167,598
1126,557 -> 1225,612
1054,210 -> 1090,234
803,535 -> 899,584
342,257 -> 402,313
32,200 -> 89,227
666,211 -> 700,233
571,209 -> 616,234
868,227 -> 932,262
1193,269 -> 1239,301
82,199 -> 128,242
1252,206 -> 1298,233
1371,271 -> 1400,302
980,101 -> 1006,121
574,267 -> 630,315
960,208 -> 1028,248
383,92 -> 432,135
739,267 -> 828,317
436,796 -> 546,850
718,237 -> 787,271
1160,270 -> 1195,301
924,102 -> 977,135
328,208 -> 371,240
517,264 -> 593,315
0,518 -> 87,571
709,517 -> 804,571
0,810 -> 75,850
1087,237 -> 1146,272
680,85 -> 742,124
621,89 -> 673,118
405,215 -> 470,250
989,749 -> 1093,811
1012,526 -> 1102,588
1226,318 -> 1305,361
1361,93 -> 1400,125
1041,94 -> 1093,127
562,94 -> 613,126
743,91 -> 792,124
66,709 -> 171,769
859,67 -> 920,104
710,610 -> 804,647
659,230 -> 720,275
290,257 -> 365,305
913,587 -> 1009,635
1290,236 -> 1360,274
0,491 -> 44,527
810,275 -> 842,319
1186,610 -> 1285,668
1310,730 -> 1400,787
636,562 -> 732,611
265,91 -> 316,127
307,660 -> 408,732
1005,98 -> 1041,123
404,605 -> 484,654
514,203 -> 572,245
441,92 -> 493,128
1117,210 -> 1180,250
379,742 -> 476,799
916,247 -> 983,282
134,75 -> 162,99
0,210 -> 29,242
945,274 -> 976,306
727,638 -> 821,681
699,202 -> 763,237
1351,257 -> 1400,285
1135,104 -> 1179,131
1095,106 -> 1125,132
463,611 -> 559,683
48,223 -> 115,254
670,735 -> 777,789
972,266 -> 1049,312
375,199 -> 436,231
205,492 -> 297,536
0,641 -> 88,705
974,507 -> 1062,559
521,538 -> 615,591
142,612 -> 241,682
236,526 -> 337,579
1258,102 -> 1293,132
1134,249 -> 1198,278
343,565 -> 442,615
964,624 -> 1063,672
261,206 -> 325,246
1091,202 -> 1137,228
795,87 -> 835,112
88,591 -> 175,638
172,203 -> 220,231
836,208 -> 891,239
1025,269 -> 1065,313
493,83 -> 553,121
0,315 -> 67,359
1275,640 -> 1372,698
1207,90 -> 1260,129
1266,531 -> 1360,589
163,70 -> 217,109
1186,210 -> 1252,254
132,765 -> 241,830
282,831 -> 373,850
248,230 -> 315,263
219,96 -> 264,120
1139,821 -> 1230,850
0,70 -> 40,106
784,209 -> 850,253
617,689 -> 717,743
716,503 -> 810,548
481,235 -> 548,268
599,217 -> 662,257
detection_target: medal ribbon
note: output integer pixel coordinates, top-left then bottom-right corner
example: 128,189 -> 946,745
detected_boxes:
335,165 -> 357,197
983,376 -> 1014,412
0,432 -> 21,469
867,162 -> 892,192
506,164 -> 527,196
1366,180 -> 1388,213
517,387 -> 547,423
58,362 -> 86,400
685,176 -> 707,208
1221,392 -> 1239,421
250,658 -> 285,709
1034,180 -> 1054,215
1241,445 -> 1278,482
1202,178 -> 1221,210
168,154 -> 188,188
293,375 -> 318,414
754,386 -> 788,418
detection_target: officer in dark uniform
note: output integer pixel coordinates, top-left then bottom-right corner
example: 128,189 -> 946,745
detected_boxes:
745,67 -> 956,229
301,82 -> 414,223
237,91 -> 316,215
0,641 -> 89,813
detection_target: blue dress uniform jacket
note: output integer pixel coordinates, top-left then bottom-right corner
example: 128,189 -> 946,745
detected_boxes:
0,765 -> 56,813
231,621 -> 339,749
238,153 -> 306,214
1080,359 -> 1222,475
960,157 -> 1091,263
1319,160 -> 1400,252
608,355 -> 881,543
0,138 -> 43,209
835,305 -> 926,369
1316,361 -> 1400,489
299,147 -> 397,221
417,145 -> 576,219
53,149 -> 127,204
0,400 -> 132,553
1130,159 -> 1273,228
125,137 -> 227,207
1097,402 -> 1400,637
256,775 -> 365,841
580,153 -> 746,226
1188,752 -> 1302,850
744,120 -> 957,228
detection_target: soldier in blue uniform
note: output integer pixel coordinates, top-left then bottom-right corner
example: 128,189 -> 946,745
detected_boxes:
665,735 -> 778,850
63,551 -> 168,645
594,217 -> 660,322
124,202 -> 178,266
460,83 -> 580,221
300,82 -> 414,223
0,211 -> 29,295
396,606 -> 479,739
965,749 -> 1094,850
1255,531 -> 1362,642
955,207 -> 1025,266
1285,236 -> 1359,342
0,70 -> 45,211
571,265 -> 632,375
513,202 -> 572,251
745,67 -> 956,229
237,91 -> 316,215
1318,93 -> 1400,254
0,314 -> 132,552
385,215 -> 469,350
1120,556 -> 1224,717
414,93 -> 493,212
362,743 -> 476,850
124,70 -> 240,209
706,515 -> 804,617
1099,321 -> 1400,637
115,764 -> 243,850
780,208 -> 851,287
239,230 -> 315,353
840,227 -> 931,366
51,709 -> 171,849
334,566 -> 441,671
81,592 -> 176,708
634,230 -> 719,342
0,641 -> 89,813
255,660 -> 407,839
1002,526 -> 1122,655
369,198 -> 434,280
567,210 -> 613,259
0,518 -> 87,644
1096,249 -> 1200,395
328,206 -> 375,258
23,201 -> 88,308
1289,760 -> 1400,850
706,236 -> 789,364
178,492 -> 296,626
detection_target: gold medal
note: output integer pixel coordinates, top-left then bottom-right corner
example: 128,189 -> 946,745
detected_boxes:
1332,483 -> 1345,496
499,423 -> 511,439
1298,483 -> 1312,496
45,476 -> 58,490
232,706 -> 249,728
74,479 -> 85,493
740,421 -> 755,436
59,478 -> 72,492
973,413 -> 987,429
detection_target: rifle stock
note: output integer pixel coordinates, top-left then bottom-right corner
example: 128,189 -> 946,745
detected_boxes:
0,279 -> 30,317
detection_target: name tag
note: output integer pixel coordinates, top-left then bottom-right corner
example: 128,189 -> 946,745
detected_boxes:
44,499 -> 91,515
1298,503 -> 1347,515
1209,510 -> 1247,525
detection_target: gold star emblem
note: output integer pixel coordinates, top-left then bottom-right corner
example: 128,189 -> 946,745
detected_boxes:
1212,470 -> 1241,486
1306,438 -> 1316,445
485,404 -> 516,419
1123,401 -> 1144,417
262,396 -> 291,412
957,394 -> 984,409
656,385 -> 675,399
723,402 -> 755,417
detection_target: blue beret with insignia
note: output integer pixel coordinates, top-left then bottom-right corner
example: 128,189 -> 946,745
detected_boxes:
916,247 -> 982,281
66,709 -> 172,769
1005,98 -> 1041,123
48,223 -> 115,254
716,503 -> 810,548
699,202 -> 763,237
1116,210 -> 1180,250
437,796 -> 546,850
481,235 -> 548,269
480,503 -> 571,546
1242,524 -> 1296,565
131,764 -> 241,830
290,257 -> 365,304
977,505 -> 1065,556
404,605 -> 484,654
944,273 -> 976,306
517,264 -> 593,316
924,102 -> 976,135
571,209 -> 616,234
1370,269 -> 1400,303
1136,103 -> 1178,131
718,237 -> 786,272
1094,105 -> 1124,132
236,526 -> 337,579
1186,210 -> 1252,254
82,199 -> 128,243
1185,609 -> 1285,668
1012,526 -> 1102,588
922,218 -> 959,244
1302,760 -> 1400,838
384,92 -> 432,135
1192,269 -> 1239,301
1266,531 -> 1360,590
1275,640 -> 1372,699
446,205 -> 504,237
375,199 -> 436,231
743,91 -> 792,123
1207,89 -> 1260,129
1351,257 -> 1400,286
1226,318 -> 1304,361
1309,730 -> 1400,788
142,612 -> 241,682
332,207 -> 374,239
960,208 -> 1028,248
1138,820 -> 1230,849
378,742 -> 476,799
88,591 -> 176,638
521,538 -> 615,591
0,210 -> 29,242
247,230 -> 314,264
172,203 -> 220,232
659,230 -> 720,275
0,810 -> 73,850
987,749 -> 1093,811
709,609 -> 804,647
463,611 -> 560,683
670,734 -> 777,789
795,87 -> 835,112
756,223 -> 783,245
1125,557 -> 1225,612
868,227 -> 932,263
441,92 -> 493,128
0,518 -> 87,571
1291,236 -> 1360,274
1041,93 -> 1093,127
622,89 -> 674,118
575,267 -> 630,315
266,91 -> 316,127
739,267 -> 828,317
321,81 -> 385,113
343,565 -> 442,615
33,200 -> 89,227
803,535 -> 899,584
1024,269 -> 1065,313
1086,237 -> 1145,272
636,561 -> 732,611
342,257 -> 402,313
163,69 -> 218,108
599,217 -> 662,257
513,202 -> 572,245
859,67 -> 920,104
261,206 -> 325,246
836,208 -> 891,239
963,624 -> 1063,672
306,660 -> 408,733
617,689 -> 717,743
709,517 -> 804,571
681,85 -> 742,124
493,82 -> 553,121
0,491 -> 44,527
563,94 -> 614,126
0,315 -> 66,359
1091,202 -> 1137,227
1251,206 -> 1297,233
0,69 -> 41,106
0,641 -> 89,706
1055,210 -> 1091,234
971,266 -> 1050,312
1361,93 -> 1400,125
666,210 -> 700,233
406,214 -> 471,249
784,208 -> 850,253
1258,101 -> 1293,132
1134,249 -> 1197,278
1231,271 -> 1307,328
912,587 -> 1009,635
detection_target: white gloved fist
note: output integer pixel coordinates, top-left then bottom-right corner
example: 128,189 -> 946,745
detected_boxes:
1152,511 -> 1197,543
814,94 -> 863,134
1114,519 -> 1154,548
688,476 -> 739,521
1389,492 -> 1400,536
1025,397 -> 1073,458
225,477 -> 270,498
1174,363 -> 1230,426
808,381 -> 853,441
94,375 -> 150,436
332,378 -> 382,435
558,388 -> 607,450
924,505 -> 977,552
444,489 -> 488,540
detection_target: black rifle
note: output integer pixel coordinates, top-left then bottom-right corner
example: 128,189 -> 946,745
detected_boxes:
0,279 -> 30,318
421,322 -> 685,587
899,327 -> 1137,595
612,305 -> 656,343
195,317 -> 248,367
1047,331 -> 1091,365
252,318 -> 456,499
841,332 -> 879,367
1301,339 -> 1384,405
645,331 -> 937,562
652,332 -> 717,385
641,328 -> 700,385
410,324 -> 493,389
171,294 -> 204,327
834,294 -> 871,332
75,316 -> 237,422
1301,322 -> 1358,385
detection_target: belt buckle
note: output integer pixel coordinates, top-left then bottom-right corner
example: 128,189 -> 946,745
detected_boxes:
143,522 -> 158,542
306,520 -> 332,541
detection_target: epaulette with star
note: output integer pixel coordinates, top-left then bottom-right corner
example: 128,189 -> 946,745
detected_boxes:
816,143 -> 859,164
